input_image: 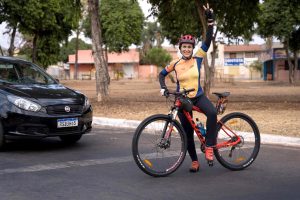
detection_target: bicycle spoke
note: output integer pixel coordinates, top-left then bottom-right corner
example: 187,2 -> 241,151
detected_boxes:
214,112 -> 260,170
132,115 -> 186,176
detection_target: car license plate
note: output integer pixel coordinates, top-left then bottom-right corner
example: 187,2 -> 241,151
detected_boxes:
57,118 -> 78,128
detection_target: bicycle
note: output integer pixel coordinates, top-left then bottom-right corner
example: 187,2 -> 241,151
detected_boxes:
132,88 -> 260,177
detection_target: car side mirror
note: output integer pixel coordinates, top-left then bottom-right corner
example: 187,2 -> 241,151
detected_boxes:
55,79 -> 60,83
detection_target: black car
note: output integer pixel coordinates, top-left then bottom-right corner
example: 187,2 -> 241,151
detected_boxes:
0,56 -> 92,149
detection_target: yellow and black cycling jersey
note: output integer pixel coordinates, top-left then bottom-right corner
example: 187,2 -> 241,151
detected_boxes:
159,25 -> 213,98
160,45 -> 208,98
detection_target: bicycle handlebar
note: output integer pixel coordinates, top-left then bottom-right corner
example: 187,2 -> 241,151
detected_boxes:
168,88 -> 195,96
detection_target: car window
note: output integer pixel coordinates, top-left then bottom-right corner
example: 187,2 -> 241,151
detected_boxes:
0,61 -> 56,85
0,63 -> 18,83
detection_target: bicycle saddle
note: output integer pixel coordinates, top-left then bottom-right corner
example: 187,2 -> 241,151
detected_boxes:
212,92 -> 230,98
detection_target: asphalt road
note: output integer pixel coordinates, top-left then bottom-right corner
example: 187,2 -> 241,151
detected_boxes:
0,126 -> 299,200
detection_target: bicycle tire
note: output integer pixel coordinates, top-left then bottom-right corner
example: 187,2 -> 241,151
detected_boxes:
214,112 -> 260,171
132,114 -> 187,177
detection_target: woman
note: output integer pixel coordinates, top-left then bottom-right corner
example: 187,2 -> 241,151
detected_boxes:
158,3 -> 216,172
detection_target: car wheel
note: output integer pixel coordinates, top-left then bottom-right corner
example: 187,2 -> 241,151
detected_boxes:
0,121 -> 6,150
59,134 -> 82,144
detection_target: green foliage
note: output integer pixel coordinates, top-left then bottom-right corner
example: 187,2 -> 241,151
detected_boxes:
258,0 -> 300,42
289,28 -> 300,53
149,0 -> 201,45
13,0 -> 80,39
59,38 -> 92,63
258,0 -> 300,83
143,47 -> 172,67
0,0 -> 19,26
140,21 -> 165,64
0,0 -> 81,66
249,60 -> 262,72
213,0 -> 260,41
35,36 -> 61,68
141,21 -> 164,48
83,0 -> 144,53
148,0 -> 260,44
19,35 -> 62,68
82,16 -> 91,38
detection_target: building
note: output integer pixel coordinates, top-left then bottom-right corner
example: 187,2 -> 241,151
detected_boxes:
68,49 -> 140,80
67,47 -> 181,80
164,46 -> 180,60
209,42 -> 300,82
67,44 -> 299,82
263,44 -> 300,81
211,44 -> 265,80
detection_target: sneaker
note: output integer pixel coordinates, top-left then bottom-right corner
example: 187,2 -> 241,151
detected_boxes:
189,161 -> 200,172
205,147 -> 214,161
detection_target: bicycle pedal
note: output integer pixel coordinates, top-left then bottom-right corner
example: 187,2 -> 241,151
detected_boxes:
207,160 -> 214,167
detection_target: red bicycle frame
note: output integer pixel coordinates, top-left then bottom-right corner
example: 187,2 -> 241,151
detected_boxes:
180,103 -> 241,150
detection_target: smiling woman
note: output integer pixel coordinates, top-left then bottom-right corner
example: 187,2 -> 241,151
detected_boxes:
0,56 -> 93,150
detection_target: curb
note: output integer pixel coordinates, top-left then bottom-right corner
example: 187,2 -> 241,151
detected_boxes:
92,117 -> 300,148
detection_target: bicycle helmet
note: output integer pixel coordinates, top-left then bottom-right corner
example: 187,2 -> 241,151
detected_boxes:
178,35 -> 196,49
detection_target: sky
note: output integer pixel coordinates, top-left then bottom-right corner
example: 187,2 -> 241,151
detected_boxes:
138,0 -> 153,21
0,23 -> 10,49
0,0 -> 265,50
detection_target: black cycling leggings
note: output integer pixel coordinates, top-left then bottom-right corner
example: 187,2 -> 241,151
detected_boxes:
178,94 -> 217,161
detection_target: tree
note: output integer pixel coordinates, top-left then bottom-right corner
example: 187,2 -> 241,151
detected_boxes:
248,60 -> 263,80
0,0 -> 21,56
148,0 -> 260,95
84,0 -> 144,101
18,35 -> 61,68
143,47 -> 172,68
0,0 -> 81,65
0,46 -> 4,56
289,28 -> 300,81
59,38 -> 92,63
100,0 -> 144,53
140,21 -> 165,64
83,0 -> 144,52
258,0 -> 300,84
88,0 -> 109,102
73,1 -> 84,80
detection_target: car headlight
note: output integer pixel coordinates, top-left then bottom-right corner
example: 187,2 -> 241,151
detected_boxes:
7,95 -> 41,112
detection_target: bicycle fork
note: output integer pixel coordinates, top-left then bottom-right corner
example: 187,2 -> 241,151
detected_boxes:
158,108 -> 179,149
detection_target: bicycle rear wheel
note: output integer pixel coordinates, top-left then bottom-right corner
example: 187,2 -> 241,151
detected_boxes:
132,114 -> 187,177
214,112 -> 260,170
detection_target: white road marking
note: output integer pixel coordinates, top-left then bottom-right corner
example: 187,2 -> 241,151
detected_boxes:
0,149 -> 184,175
0,156 -> 133,175
1,144 -> 297,175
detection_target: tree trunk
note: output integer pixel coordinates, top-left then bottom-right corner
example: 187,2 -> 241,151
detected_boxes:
88,0 -> 110,102
210,28 -> 219,87
195,0 -> 212,97
156,31 -> 162,47
284,40 -> 294,84
8,26 -> 17,57
0,45 -> 3,56
75,28 -> 80,80
32,34 -> 38,63
104,46 -> 108,64
293,51 -> 298,81
103,46 -> 110,84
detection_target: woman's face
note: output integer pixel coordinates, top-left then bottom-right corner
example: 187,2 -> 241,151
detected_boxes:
180,43 -> 193,58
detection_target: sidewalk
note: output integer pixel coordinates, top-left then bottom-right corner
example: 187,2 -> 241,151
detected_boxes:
93,117 -> 300,148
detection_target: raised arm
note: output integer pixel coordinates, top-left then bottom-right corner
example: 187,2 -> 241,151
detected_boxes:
203,3 -> 215,50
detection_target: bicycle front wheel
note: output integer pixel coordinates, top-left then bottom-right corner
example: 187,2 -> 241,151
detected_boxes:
132,114 -> 187,177
214,112 -> 260,171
